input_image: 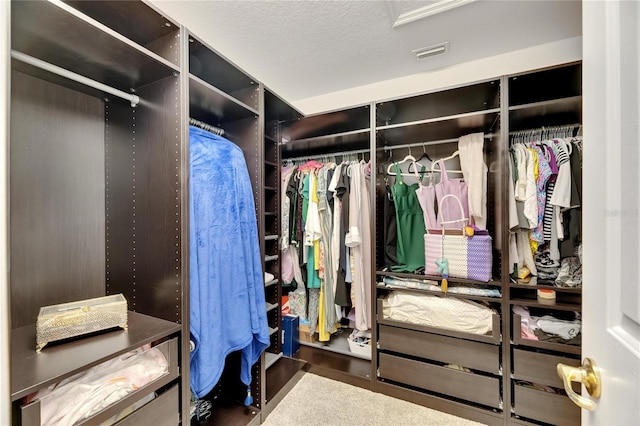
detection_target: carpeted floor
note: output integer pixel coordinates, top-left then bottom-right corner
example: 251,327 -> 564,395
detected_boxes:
262,373 -> 486,426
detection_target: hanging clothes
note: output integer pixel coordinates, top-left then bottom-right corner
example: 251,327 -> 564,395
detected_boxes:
508,128 -> 582,282
390,163 -> 425,273
280,165 -> 297,285
560,137 -> 583,257
188,126 -> 269,399
414,165 -> 438,230
304,172 -> 321,290
328,163 -> 344,318
434,159 -> 469,228
531,144 -> 552,246
333,164 -> 351,307
383,180 -> 399,267
346,161 -> 372,330
317,165 -> 337,336
281,165 -> 296,251
458,132 -> 488,228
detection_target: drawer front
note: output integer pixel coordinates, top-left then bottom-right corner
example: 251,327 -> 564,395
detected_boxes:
379,325 -> 500,374
513,348 -> 580,388
18,338 -> 180,426
514,384 -> 580,426
115,385 -> 179,426
378,353 -> 501,408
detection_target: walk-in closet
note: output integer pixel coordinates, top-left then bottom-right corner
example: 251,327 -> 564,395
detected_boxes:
2,1 -> 595,425
267,62 -> 582,426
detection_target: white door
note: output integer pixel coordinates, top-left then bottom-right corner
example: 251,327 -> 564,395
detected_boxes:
0,0 -> 10,424
581,0 -> 640,424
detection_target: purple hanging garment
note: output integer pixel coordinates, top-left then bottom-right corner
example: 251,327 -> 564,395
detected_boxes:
434,159 -> 469,228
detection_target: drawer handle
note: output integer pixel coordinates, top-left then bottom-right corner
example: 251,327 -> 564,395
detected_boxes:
557,358 -> 602,410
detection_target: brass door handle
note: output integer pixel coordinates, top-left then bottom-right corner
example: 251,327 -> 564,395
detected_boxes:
557,358 -> 602,410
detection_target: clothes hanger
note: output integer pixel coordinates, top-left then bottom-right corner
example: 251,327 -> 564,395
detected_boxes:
431,150 -> 463,174
407,143 -> 433,173
386,146 -> 416,175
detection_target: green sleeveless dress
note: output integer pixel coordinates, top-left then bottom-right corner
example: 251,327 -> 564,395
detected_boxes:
390,163 -> 426,272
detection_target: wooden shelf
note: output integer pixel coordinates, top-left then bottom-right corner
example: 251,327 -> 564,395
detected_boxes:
376,284 -> 501,304
508,96 -> 582,131
377,110 -> 500,147
189,33 -> 258,110
377,316 -> 501,345
265,352 -> 283,370
294,344 -> 372,389
264,356 -> 306,415
508,63 -> 581,107
12,0 -> 179,92
64,1 -> 180,65
265,302 -> 278,312
264,87 -> 303,123
10,311 -> 181,401
510,283 -> 582,294
281,128 -> 371,158
376,79 -> 500,127
299,329 -> 371,361
265,279 -> 278,288
280,105 -> 370,141
195,402 -> 261,426
189,74 -> 258,126
510,298 -> 581,312
376,270 -> 503,288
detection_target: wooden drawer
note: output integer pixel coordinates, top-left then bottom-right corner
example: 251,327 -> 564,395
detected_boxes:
513,348 -> 580,389
18,337 -> 179,425
378,353 -> 501,408
115,385 -> 179,426
377,298 -> 501,344
513,384 -> 580,426
513,314 -> 581,355
378,325 -> 500,374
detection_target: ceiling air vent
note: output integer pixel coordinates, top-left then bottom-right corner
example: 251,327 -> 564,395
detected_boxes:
413,42 -> 449,60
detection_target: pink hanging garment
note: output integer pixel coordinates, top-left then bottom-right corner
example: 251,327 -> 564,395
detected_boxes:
434,159 -> 469,228
415,170 -> 438,231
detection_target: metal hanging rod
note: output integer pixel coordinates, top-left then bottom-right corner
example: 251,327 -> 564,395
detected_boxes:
509,123 -> 581,136
11,50 -> 140,107
509,123 -> 581,145
282,148 -> 370,163
189,117 -> 224,136
378,133 -> 496,152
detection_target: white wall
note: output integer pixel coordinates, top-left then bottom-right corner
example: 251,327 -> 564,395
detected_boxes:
293,36 -> 582,115
0,1 -> 10,424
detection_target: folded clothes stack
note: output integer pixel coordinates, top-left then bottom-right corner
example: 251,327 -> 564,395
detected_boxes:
535,251 -> 560,281
555,256 -> 582,287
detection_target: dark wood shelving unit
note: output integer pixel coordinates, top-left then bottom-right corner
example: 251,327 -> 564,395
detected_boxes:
507,62 -> 583,425
259,86 -> 304,421
9,1 -> 188,423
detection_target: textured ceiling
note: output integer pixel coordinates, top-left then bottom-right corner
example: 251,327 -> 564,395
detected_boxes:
149,0 -> 582,103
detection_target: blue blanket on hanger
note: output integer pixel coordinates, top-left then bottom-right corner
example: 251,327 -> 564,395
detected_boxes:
189,126 -> 270,399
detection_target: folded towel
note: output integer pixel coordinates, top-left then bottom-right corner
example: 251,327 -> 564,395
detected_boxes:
189,126 -> 270,399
